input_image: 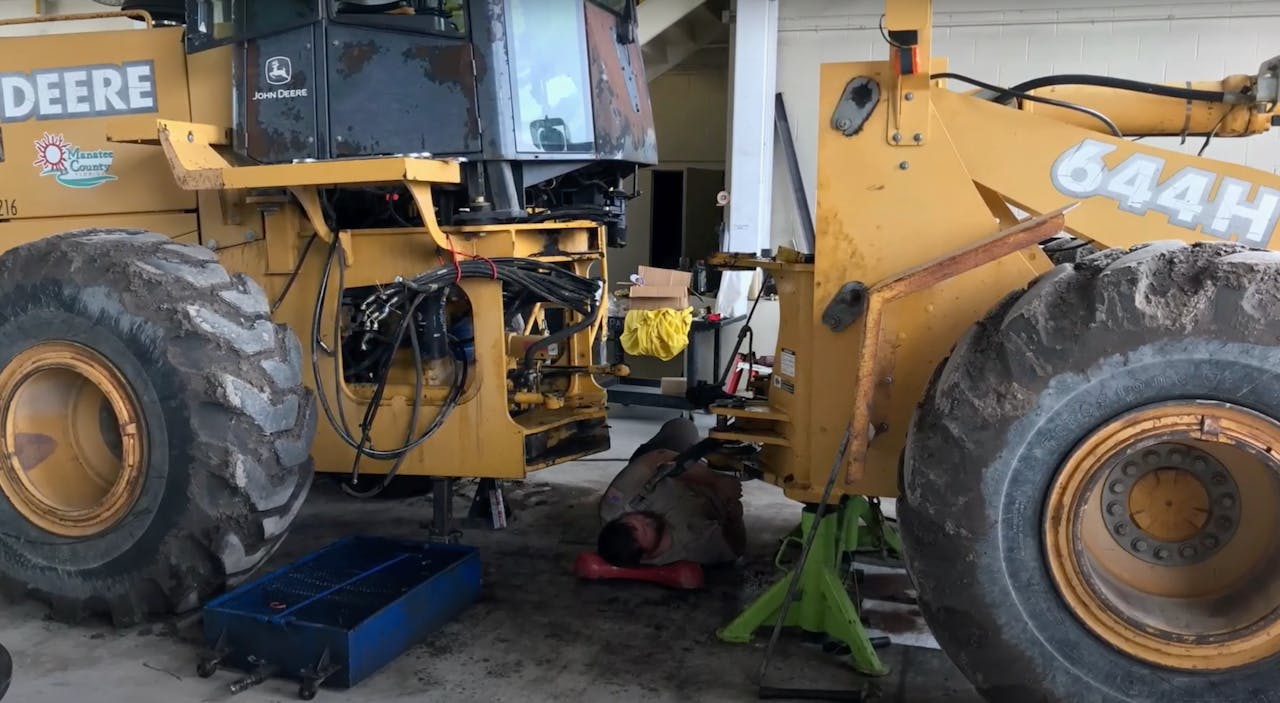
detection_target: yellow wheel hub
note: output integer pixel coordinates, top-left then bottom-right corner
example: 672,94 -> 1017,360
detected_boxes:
1046,401 -> 1280,671
1128,467 -> 1210,543
0,342 -> 146,538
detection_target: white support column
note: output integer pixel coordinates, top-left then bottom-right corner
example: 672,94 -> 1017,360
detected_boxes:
723,0 -> 778,255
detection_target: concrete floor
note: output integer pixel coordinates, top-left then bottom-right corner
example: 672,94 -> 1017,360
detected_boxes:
0,407 -> 982,703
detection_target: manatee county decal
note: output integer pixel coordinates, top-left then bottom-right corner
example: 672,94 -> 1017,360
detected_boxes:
33,132 -> 118,189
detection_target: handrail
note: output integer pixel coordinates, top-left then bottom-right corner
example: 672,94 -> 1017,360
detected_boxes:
0,10 -> 154,29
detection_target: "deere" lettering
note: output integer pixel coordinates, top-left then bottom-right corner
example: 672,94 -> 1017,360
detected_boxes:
0,61 -> 157,123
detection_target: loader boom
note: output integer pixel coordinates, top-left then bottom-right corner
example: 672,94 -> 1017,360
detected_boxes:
711,0 -> 1280,502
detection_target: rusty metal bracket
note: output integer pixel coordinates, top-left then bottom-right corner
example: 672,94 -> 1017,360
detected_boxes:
831,77 -> 881,137
842,202 -> 1079,484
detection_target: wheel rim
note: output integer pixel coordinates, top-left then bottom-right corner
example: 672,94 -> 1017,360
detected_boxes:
1046,400 -> 1280,671
0,342 -> 146,537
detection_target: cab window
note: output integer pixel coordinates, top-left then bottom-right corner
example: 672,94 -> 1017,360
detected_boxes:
329,1 -> 468,39
186,0 -> 317,51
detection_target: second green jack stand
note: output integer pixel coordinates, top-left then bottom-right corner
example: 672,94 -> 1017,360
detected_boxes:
716,496 -> 901,677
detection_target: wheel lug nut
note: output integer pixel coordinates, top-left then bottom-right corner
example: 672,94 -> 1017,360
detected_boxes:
1180,544 -> 1198,560
1143,451 -> 1160,465
1132,539 -> 1149,552
1110,481 -> 1126,494
1107,502 -> 1124,516
1202,535 -> 1219,550
1154,547 -> 1170,560
1212,473 -> 1228,486
1220,494 -> 1236,508
1192,457 -> 1206,471
1122,462 -> 1139,477
1115,523 -> 1129,536
1217,516 -> 1233,530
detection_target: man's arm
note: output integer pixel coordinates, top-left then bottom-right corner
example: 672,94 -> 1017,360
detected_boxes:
674,462 -> 742,506
721,497 -> 747,557
598,449 -> 679,521
674,463 -> 746,557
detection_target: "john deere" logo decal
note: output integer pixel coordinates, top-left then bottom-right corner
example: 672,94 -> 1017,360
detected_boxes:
32,132 -> 117,189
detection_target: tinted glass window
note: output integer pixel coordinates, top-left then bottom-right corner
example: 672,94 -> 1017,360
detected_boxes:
244,0 -> 316,36
187,0 -> 317,50
329,1 -> 468,38
508,0 -> 594,153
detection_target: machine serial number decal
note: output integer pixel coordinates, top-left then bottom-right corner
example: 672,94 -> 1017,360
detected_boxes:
0,199 -> 15,218
1051,138 -> 1280,247
0,61 -> 157,123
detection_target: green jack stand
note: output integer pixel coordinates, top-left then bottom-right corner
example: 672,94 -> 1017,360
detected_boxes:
716,496 -> 901,677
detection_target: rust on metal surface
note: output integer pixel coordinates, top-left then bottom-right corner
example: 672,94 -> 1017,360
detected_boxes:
584,3 -> 656,160
875,203 -> 1078,303
338,40 -> 382,78
401,43 -> 481,144
843,204 -> 1075,483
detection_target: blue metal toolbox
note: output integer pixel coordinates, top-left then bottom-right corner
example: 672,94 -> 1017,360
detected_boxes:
197,536 -> 481,700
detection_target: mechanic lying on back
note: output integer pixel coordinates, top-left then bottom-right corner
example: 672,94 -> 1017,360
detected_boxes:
596,418 -> 746,567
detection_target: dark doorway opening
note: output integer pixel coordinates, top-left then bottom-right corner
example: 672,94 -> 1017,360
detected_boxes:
648,169 -> 685,270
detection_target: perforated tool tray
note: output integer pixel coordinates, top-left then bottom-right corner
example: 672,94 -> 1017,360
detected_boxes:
198,536 -> 481,700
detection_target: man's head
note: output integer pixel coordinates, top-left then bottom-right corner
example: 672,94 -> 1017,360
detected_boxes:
597,511 -> 664,566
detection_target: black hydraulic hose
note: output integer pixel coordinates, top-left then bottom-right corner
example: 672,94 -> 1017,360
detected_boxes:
933,72 -> 1124,137
523,298 -> 602,375
1008,74 -> 1230,104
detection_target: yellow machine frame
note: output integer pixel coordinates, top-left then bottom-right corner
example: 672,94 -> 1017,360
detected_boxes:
0,14 -> 620,482
710,0 -> 1280,504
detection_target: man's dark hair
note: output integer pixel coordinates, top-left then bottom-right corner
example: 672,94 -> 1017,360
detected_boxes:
598,518 -> 645,566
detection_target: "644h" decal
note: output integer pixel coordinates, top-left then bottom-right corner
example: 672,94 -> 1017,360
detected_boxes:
1051,138 -> 1280,247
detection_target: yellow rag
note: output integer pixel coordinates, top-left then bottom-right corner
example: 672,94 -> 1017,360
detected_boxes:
620,307 -> 693,361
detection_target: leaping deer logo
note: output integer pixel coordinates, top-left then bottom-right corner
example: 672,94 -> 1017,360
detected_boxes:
266,57 -> 292,86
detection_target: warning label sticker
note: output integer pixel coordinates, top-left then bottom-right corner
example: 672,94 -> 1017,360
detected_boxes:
780,348 -> 797,377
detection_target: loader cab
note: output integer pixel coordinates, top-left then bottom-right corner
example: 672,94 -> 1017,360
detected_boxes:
167,0 -> 654,242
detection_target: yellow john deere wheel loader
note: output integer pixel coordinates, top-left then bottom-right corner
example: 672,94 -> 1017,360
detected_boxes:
699,2 -> 1280,701
0,0 -> 652,624
6,0 -> 1280,700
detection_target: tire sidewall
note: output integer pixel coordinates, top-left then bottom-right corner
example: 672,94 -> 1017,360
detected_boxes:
975,338 -> 1280,701
0,283 -> 191,578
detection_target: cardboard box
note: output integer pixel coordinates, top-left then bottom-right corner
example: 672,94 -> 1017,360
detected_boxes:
628,265 -> 691,310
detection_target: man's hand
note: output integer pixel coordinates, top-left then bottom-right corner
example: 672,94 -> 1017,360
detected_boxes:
716,475 -> 743,506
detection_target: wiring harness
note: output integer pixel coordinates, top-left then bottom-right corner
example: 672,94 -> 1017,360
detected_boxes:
309,234 -> 603,498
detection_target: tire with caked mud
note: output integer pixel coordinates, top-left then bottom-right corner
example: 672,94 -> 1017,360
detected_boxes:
0,228 -> 316,626
1040,234 -> 1098,265
900,240 -> 1280,702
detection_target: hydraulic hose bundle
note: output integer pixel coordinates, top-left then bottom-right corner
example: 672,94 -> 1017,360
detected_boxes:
309,235 -> 602,497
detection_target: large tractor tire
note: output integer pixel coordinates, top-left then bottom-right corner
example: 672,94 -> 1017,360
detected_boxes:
0,228 -> 316,626
1040,234 -> 1098,265
900,240 -> 1280,702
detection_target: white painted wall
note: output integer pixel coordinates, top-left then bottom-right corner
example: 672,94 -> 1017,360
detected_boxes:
769,0 -> 1280,250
